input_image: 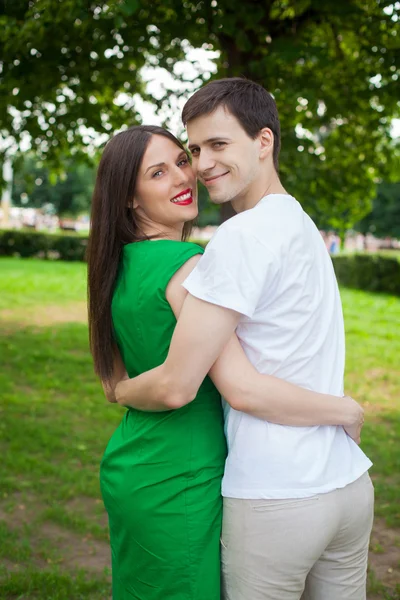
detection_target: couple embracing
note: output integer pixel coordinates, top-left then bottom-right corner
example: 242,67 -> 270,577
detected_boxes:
87,77 -> 373,600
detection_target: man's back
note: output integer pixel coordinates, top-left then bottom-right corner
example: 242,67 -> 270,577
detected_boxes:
233,194 -> 344,395
184,194 -> 371,499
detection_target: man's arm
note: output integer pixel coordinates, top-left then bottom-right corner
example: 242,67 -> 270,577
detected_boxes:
208,336 -> 364,442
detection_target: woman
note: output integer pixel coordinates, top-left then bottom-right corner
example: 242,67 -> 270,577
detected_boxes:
87,125 -> 363,600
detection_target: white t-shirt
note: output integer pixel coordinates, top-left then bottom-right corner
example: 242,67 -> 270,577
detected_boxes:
183,194 -> 372,499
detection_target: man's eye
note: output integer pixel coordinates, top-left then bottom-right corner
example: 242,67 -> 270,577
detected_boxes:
190,148 -> 200,156
213,142 -> 225,149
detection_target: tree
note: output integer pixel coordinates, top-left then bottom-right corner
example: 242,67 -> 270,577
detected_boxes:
12,154 -> 95,217
355,182 -> 400,239
1,0 -> 399,228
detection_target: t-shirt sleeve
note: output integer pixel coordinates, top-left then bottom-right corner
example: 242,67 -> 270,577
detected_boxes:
182,225 -> 278,318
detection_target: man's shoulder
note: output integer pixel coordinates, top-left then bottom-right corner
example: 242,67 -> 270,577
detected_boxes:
210,197 -> 297,243
208,212 -> 262,250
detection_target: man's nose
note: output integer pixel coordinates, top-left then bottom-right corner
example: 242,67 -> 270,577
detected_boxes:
196,150 -> 215,175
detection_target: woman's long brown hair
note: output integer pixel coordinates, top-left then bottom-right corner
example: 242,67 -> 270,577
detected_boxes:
87,125 -> 192,383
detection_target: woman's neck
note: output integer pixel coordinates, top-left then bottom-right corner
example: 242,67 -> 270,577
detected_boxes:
136,219 -> 184,242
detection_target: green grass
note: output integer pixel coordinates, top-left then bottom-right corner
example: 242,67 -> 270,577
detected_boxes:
0,569 -> 111,600
341,288 -> 400,530
0,258 -> 87,311
0,257 -> 399,599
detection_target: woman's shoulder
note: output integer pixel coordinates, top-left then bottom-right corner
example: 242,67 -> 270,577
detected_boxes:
124,239 -> 204,258
123,240 -> 203,278
174,240 -> 205,255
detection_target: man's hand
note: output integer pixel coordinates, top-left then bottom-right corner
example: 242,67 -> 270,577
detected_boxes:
342,396 -> 365,444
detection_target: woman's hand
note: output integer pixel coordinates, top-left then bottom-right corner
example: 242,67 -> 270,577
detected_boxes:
102,348 -> 129,404
114,374 -> 130,404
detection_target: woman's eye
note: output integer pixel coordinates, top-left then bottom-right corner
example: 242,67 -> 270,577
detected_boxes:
152,170 -> 163,178
178,158 -> 189,167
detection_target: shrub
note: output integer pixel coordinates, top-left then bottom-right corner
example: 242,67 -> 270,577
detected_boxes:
0,229 -> 87,261
51,234 -> 88,262
0,229 -> 49,258
332,253 -> 400,296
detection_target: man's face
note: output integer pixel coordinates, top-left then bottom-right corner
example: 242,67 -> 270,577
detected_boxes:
187,106 -> 261,206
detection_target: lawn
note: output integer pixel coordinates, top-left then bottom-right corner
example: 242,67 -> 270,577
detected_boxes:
0,257 -> 399,599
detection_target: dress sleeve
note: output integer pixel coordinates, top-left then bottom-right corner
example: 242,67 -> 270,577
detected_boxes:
182,225 -> 278,318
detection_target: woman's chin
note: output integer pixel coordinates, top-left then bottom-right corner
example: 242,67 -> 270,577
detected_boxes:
182,207 -> 199,222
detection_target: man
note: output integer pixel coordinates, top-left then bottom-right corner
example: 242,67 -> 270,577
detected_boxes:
116,78 -> 373,599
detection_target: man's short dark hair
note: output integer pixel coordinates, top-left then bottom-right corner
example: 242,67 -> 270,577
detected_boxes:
182,77 -> 281,171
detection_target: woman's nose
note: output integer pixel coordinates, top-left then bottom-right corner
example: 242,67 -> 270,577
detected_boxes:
173,164 -> 192,186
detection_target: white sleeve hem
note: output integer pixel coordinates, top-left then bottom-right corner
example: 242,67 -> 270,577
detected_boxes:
182,280 -> 254,318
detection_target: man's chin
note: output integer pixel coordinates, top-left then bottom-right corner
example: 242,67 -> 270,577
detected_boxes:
208,194 -> 232,205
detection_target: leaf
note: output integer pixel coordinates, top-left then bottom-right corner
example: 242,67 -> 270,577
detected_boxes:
119,0 -> 140,16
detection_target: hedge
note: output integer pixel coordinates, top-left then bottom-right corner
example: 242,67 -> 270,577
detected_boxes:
0,229 -> 87,262
332,253 -> 400,296
1,230 -> 399,296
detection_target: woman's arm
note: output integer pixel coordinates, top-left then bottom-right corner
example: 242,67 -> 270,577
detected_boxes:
165,256 -> 364,440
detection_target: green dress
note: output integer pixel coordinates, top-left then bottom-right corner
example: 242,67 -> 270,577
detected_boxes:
100,240 -> 227,600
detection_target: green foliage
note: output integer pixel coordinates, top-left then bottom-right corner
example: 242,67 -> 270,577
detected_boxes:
12,154 -> 95,217
51,233 -> 89,261
190,239 -> 208,249
1,0 -> 399,229
332,253 -> 400,296
0,0 -> 147,168
196,183 -> 221,227
356,182 -> 400,239
0,229 -> 87,261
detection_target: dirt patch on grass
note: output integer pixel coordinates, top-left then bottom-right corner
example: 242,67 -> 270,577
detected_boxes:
365,368 -> 387,380
0,494 -> 42,528
369,518 -> 400,591
0,558 -> 23,573
0,493 -> 110,575
65,496 -> 109,531
38,522 -> 110,572
0,301 -> 87,327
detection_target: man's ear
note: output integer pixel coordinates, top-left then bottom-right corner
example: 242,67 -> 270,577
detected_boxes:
259,127 -> 274,160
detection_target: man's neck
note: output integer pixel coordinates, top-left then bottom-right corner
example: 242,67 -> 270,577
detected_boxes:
231,177 -> 288,214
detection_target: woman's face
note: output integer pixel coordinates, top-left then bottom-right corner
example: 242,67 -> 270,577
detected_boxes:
133,134 -> 198,239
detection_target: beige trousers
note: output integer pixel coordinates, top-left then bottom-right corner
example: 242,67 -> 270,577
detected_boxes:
221,473 -> 374,600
